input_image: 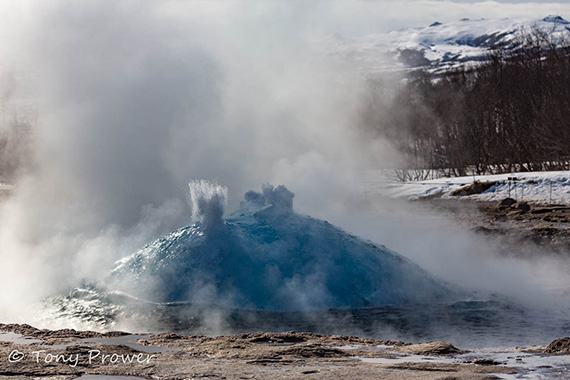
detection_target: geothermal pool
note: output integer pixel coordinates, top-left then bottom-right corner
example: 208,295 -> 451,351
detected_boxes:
46,181 -> 570,349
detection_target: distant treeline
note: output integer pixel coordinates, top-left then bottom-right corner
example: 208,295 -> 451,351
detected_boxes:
364,26 -> 570,180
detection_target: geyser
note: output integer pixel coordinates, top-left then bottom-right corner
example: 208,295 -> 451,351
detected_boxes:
107,181 -> 459,311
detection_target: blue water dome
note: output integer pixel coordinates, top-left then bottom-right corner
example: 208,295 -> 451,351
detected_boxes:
108,181 -> 460,311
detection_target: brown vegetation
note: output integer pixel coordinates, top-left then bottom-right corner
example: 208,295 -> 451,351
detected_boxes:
363,26 -> 570,180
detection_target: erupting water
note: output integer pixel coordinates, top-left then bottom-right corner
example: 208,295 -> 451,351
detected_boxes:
47,182 -> 570,347
107,181 -> 460,311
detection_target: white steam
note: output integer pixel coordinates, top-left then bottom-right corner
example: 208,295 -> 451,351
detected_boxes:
0,1 -> 393,325
188,180 -> 227,229
0,0 -> 567,343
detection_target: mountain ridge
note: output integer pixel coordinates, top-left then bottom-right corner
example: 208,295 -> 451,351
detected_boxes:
320,15 -> 570,75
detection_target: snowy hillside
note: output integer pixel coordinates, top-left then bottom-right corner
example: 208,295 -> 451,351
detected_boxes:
320,15 -> 570,75
370,171 -> 570,204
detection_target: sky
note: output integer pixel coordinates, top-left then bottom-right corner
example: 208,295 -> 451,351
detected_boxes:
309,0 -> 570,35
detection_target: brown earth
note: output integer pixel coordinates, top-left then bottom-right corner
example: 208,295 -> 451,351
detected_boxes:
0,325 -> 519,380
544,337 -> 570,354
451,181 -> 497,197
425,198 -> 570,256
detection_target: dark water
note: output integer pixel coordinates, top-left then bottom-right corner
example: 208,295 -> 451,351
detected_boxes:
48,286 -> 570,349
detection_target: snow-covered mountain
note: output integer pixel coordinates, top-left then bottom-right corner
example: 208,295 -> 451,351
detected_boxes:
320,15 -> 570,75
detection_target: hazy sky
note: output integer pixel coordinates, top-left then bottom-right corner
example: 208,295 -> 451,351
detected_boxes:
314,1 -> 570,35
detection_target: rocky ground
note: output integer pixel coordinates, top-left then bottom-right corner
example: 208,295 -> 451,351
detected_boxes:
424,197 -> 570,257
2,323 -> 567,379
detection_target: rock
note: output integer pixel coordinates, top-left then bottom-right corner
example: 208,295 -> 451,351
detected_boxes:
472,358 -> 503,365
531,206 -> 570,214
499,198 -> 517,207
396,341 -> 460,355
532,227 -> 558,237
0,323 -> 544,379
516,202 -> 531,212
0,323 -> 129,340
451,181 -> 496,196
472,226 -> 492,235
545,337 -> 570,354
248,332 -> 309,344
276,346 -> 349,358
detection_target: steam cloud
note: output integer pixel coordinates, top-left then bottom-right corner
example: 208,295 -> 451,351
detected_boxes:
0,1 -> 392,324
0,0 -> 567,341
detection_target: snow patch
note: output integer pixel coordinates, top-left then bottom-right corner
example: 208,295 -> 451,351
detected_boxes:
372,171 -> 570,204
